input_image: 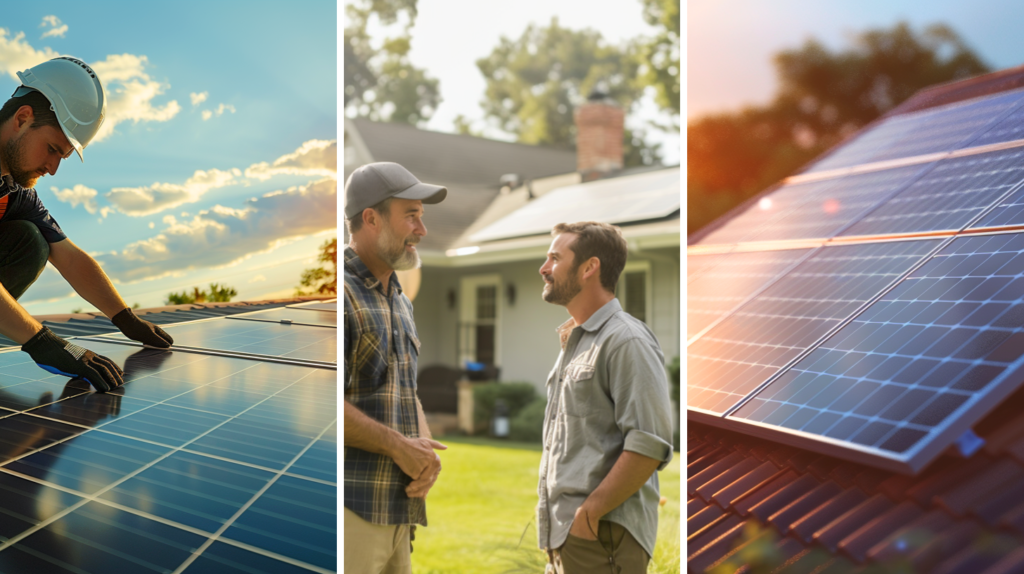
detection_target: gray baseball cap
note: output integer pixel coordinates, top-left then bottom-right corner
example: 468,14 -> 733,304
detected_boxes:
344,162 -> 447,219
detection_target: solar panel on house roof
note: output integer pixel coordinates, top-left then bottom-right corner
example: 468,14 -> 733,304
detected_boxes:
688,239 -> 940,415
690,81 -> 1024,474
468,168 -> 679,242
228,307 -> 338,328
687,248 -> 812,339
0,336 -> 336,573
287,301 -> 337,312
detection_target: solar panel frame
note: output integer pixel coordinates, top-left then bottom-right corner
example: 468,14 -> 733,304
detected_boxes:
0,339 -> 337,573
226,308 -> 338,328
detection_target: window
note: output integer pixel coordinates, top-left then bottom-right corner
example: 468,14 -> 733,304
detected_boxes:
618,261 -> 652,324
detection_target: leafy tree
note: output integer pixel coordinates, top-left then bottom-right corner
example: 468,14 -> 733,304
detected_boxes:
296,238 -> 338,296
638,0 -> 680,122
474,17 -> 661,167
166,283 -> 238,305
344,0 -> 441,125
688,22 -> 990,236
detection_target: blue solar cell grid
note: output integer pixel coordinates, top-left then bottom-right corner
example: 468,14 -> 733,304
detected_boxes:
687,239 -> 940,415
688,249 -> 811,339
841,147 -> 1024,237
732,232 -> 1024,469
0,339 -> 337,573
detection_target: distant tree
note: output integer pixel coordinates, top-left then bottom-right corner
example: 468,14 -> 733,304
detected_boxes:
166,283 -> 237,305
688,22 -> 990,236
296,238 -> 338,296
475,17 -> 662,167
344,0 -> 441,125
638,0 -> 680,123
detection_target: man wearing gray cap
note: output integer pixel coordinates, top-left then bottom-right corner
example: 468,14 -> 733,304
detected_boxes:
343,162 -> 448,573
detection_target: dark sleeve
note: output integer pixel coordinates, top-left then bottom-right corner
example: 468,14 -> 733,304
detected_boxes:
6,189 -> 67,243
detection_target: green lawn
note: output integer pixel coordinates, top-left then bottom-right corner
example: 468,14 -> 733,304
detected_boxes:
411,436 -> 681,574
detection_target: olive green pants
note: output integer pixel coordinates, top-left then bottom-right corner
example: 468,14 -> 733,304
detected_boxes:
551,520 -> 650,574
344,507 -> 412,574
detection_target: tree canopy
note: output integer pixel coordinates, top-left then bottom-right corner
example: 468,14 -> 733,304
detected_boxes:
296,238 -> 338,296
166,283 -> 238,305
688,22 -> 990,236
344,0 -> 441,125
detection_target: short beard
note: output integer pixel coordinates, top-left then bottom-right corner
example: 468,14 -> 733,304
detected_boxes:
376,220 -> 420,271
0,134 -> 37,188
542,266 -> 582,305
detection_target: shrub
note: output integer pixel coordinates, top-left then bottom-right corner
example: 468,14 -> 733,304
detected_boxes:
472,382 -> 538,434
509,398 -> 547,443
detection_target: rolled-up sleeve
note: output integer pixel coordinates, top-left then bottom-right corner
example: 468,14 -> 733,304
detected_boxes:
608,337 -> 675,470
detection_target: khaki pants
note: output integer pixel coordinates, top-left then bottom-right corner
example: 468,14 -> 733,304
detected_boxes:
550,521 -> 649,574
344,507 -> 412,574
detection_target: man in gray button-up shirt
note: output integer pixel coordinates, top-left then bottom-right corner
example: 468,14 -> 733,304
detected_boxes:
536,221 -> 674,573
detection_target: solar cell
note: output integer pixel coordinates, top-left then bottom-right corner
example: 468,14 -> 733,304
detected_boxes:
841,147 -> 1024,237
0,337 -> 337,572
962,96 -> 1024,148
688,248 -> 812,339
730,232 -> 1024,471
229,307 -> 337,327
99,318 -> 338,365
687,239 -> 940,415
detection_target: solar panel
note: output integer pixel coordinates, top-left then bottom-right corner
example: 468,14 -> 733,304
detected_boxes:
0,338 -> 336,572
687,248 -> 812,339
229,308 -> 338,328
840,147 -> 1024,237
469,168 -> 679,242
744,164 -> 930,242
688,239 -> 940,415
97,318 -> 337,365
287,301 -> 337,312
693,178 -> 842,245
729,232 -> 1024,472
804,88 -> 1024,173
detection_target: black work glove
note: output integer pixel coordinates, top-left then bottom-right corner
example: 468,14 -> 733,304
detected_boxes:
22,327 -> 124,392
111,308 -> 173,348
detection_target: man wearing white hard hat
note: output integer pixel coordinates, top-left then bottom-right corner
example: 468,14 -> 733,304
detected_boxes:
0,57 -> 173,393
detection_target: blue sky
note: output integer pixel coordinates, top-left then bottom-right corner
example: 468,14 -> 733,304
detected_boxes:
2,2 -> 337,314
689,0 -> 1024,119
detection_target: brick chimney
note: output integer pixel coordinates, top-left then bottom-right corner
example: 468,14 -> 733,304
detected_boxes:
575,88 -> 624,182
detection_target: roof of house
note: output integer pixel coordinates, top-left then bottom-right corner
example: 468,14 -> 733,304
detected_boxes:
687,68 -> 1024,573
344,118 -> 577,253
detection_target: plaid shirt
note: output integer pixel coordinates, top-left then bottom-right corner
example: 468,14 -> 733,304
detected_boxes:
343,247 -> 426,526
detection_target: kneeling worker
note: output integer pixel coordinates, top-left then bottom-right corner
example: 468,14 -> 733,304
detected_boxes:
0,57 -> 172,392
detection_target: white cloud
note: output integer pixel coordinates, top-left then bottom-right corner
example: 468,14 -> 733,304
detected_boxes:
89,54 -> 181,143
201,103 -> 236,121
190,91 -> 208,106
51,184 -> 99,214
96,178 -> 337,282
162,215 -> 177,225
148,222 -> 154,229
39,16 -> 67,39
0,29 -> 59,78
245,139 -> 337,181
105,168 -> 241,216
249,275 -> 266,283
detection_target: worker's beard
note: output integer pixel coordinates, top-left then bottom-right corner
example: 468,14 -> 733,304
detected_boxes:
376,222 -> 420,271
542,266 -> 582,306
0,134 -> 39,189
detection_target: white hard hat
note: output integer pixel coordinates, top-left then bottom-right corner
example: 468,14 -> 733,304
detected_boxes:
13,56 -> 105,162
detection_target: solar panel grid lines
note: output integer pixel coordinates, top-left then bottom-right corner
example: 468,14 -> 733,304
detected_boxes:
694,179 -> 843,246
688,248 -> 815,340
687,239 -> 943,416
841,146 -> 1024,238
804,87 -> 1024,174
729,231 -> 1024,473
745,163 -> 936,244
0,339 -> 337,572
